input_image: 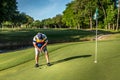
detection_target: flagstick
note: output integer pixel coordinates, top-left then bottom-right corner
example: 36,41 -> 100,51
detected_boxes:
94,18 -> 98,63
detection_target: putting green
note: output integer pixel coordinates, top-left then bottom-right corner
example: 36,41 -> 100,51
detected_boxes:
0,40 -> 120,80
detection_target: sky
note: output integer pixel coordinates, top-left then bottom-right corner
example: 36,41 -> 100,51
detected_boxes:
17,0 -> 72,20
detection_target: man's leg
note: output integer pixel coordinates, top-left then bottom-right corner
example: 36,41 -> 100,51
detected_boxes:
45,52 -> 50,63
43,47 -> 51,66
35,48 -> 39,67
45,52 -> 51,66
35,54 -> 39,64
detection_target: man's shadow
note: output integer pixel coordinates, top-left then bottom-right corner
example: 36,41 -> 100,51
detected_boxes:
50,54 -> 92,65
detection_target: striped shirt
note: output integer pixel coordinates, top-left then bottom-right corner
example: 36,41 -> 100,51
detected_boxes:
33,33 -> 48,48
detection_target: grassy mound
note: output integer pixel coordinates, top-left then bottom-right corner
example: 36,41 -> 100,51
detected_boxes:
0,39 -> 120,80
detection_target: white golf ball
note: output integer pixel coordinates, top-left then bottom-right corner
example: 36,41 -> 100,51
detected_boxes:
94,61 -> 97,63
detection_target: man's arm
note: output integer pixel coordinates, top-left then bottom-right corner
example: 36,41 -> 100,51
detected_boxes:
41,42 -> 48,50
33,42 -> 41,52
41,34 -> 48,50
33,36 -> 41,51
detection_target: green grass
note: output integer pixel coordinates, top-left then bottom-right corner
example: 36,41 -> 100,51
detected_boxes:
0,39 -> 120,80
1,28 -> 116,43
0,28 -> 93,43
0,43 -> 71,71
0,29 -> 120,80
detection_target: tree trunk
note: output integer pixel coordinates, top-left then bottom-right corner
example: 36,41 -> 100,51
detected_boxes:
78,23 -> 80,29
98,0 -> 107,23
58,24 -> 61,28
0,22 -> 2,28
105,25 -> 108,30
89,17 -> 92,30
54,24 -> 57,28
112,24 -> 115,30
108,23 -> 110,30
116,3 -> 120,31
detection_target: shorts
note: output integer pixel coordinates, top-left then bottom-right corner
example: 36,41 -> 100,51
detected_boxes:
35,46 -> 48,56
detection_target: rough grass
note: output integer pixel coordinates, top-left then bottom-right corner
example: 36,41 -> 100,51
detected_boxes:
0,28 -> 95,43
1,28 -> 119,43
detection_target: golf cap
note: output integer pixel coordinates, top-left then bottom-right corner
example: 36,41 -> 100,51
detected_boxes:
37,33 -> 42,39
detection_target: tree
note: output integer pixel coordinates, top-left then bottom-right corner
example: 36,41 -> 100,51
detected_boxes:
62,0 -> 96,29
104,4 -> 117,30
84,0 -> 97,29
0,0 -> 18,28
11,12 -> 28,28
116,0 -> 120,30
62,1 -> 77,28
42,18 -> 53,28
31,20 -> 42,28
53,14 -> 63,28
25,15 -> 34,28
61,0 -> 119,30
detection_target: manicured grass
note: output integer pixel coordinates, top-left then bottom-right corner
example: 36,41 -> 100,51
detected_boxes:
0,39 -> 120,80
0,29 -> 120,80
0,43 -> 70,71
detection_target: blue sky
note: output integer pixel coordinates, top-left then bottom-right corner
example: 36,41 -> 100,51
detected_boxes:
17,0 -> 72,20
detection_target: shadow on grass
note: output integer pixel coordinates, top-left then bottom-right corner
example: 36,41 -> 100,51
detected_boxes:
40,54 -> 92,66
51,54 -> 92,65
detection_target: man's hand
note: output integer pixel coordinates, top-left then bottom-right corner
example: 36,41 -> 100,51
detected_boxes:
38,48 -> 42,52
40,42 -> 47,51
33,43 -> 42,52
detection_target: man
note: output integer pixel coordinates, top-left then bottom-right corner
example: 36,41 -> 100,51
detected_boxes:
33,32 -> 51,67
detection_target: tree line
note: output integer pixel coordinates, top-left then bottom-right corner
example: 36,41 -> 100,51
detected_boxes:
0,0 -> 120,30
0,0 -> 34,28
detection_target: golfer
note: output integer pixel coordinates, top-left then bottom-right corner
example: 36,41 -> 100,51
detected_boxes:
33,32 -> 51,67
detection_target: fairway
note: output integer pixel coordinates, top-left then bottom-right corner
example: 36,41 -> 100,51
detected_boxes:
0,39 -> 120,80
